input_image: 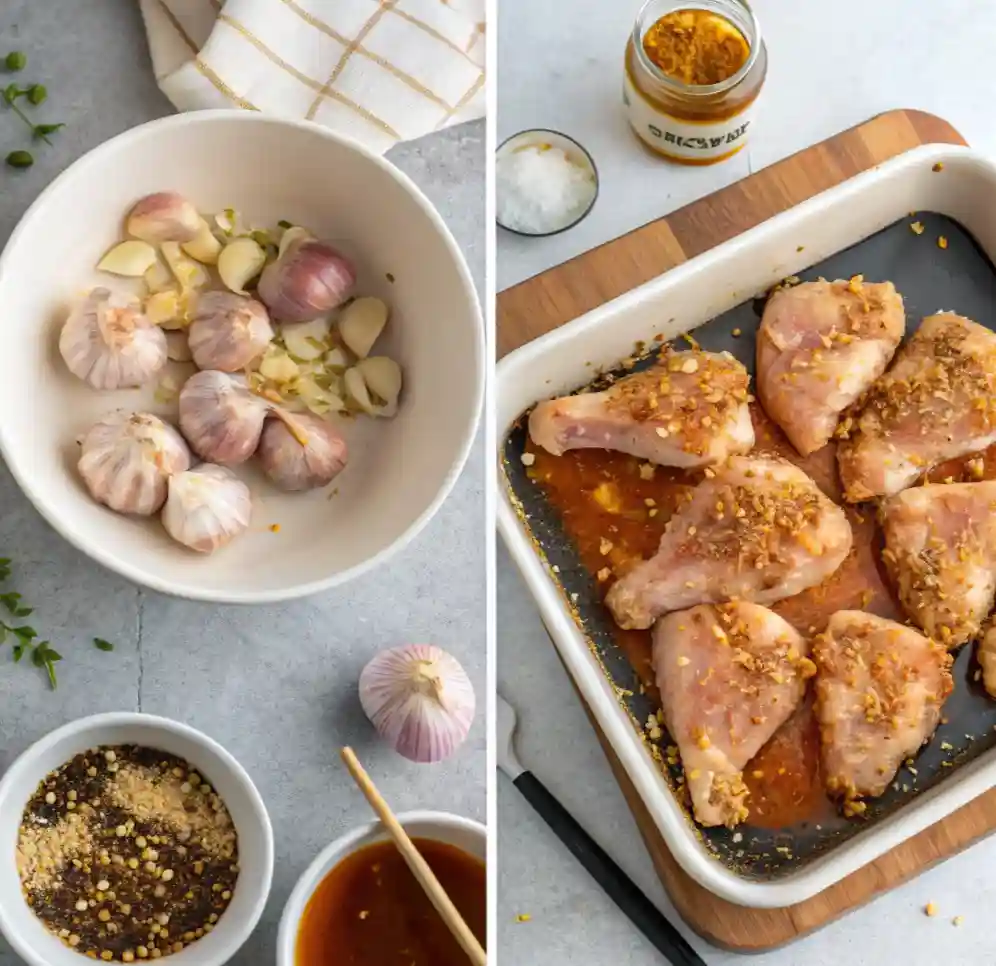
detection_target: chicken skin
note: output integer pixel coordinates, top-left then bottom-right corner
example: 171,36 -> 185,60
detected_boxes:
977,623 -> 996,699
605,455 -> 853,629
756,278 -> 905,457
880,481 -> 996,648
838,313 -> 996,502
528,349 -> 753,468
654,602 -> 815,827
813,611 -> 952,810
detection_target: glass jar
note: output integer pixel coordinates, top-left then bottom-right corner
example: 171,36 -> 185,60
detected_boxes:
623,0 -> 767,165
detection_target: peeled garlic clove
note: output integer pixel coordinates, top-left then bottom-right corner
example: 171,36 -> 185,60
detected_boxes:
161,241 -> 210,292
257,411 -> 348,491
258,344 -> 300,383
79,411 -> 191,516
218,237 -> 267,294
60,288 -> 168,390
181,219 -> 223,265
282,317 -> 330,362
324,346 -> 350,371
338,297 -> 389,358
257,237 -> 356,322
145,289 -> 183,328
179,370 -> 270,464
294,375 -> 345,416
277,225 -> 311,259
356,356 -> 402,418
97,240 -> 158,277
359,644 -> 476,763
188,291 -> 273,372
162,463 -> 252,553
165,331 -> 192,362
344,366 -> 375,415
126,192 -> 202,244
143,259 -> 174,295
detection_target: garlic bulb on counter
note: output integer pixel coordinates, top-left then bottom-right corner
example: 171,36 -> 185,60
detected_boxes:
78,412 -> 191,515
178,370 -> 270,465
256,411 -> 348,491
59,288 -> 167,391
161,463 -> 252,553
188,291 -> 274,372
126,192 -> 202,244
359,645 -> 476,763
257,237 -> 356,322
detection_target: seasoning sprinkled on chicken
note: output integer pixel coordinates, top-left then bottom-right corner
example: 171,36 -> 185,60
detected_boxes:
528,349 -> 753,468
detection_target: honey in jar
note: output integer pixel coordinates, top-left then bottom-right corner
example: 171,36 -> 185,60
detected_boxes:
624,0 -> 767,165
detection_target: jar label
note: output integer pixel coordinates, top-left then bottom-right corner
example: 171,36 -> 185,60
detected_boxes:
623,72 -> 755,162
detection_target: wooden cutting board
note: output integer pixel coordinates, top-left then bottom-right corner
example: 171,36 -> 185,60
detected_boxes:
498,110 -> 994,951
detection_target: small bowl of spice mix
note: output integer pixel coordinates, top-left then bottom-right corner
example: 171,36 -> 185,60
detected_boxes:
0,713 -> 272,966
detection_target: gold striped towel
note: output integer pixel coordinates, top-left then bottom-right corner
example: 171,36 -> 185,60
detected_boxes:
138,0 -> 486,154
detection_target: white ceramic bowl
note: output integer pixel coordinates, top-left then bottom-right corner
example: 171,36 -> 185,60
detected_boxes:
0,713 -> 273,966
0,111 -> 484,602
276,810 -> 486,965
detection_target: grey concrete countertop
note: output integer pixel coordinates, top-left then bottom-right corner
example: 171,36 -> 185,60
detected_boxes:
0,3 -> 485,965
498,0 -> 996,963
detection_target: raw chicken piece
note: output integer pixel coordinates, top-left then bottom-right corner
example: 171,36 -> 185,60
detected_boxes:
977,623 -> 996,699
528,349 -> 753,468
813,611 -> 952,810
756,278 -> 905,456
838,313 -> 996,502
605,455 -> 853,629
654,602 -> 815,827
880,481 -> 996,648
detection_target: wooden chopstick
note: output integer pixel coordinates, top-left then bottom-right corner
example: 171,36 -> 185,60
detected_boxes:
340,747 -> 487,966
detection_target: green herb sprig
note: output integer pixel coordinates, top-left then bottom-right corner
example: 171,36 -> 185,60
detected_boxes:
2,52 -> 65,168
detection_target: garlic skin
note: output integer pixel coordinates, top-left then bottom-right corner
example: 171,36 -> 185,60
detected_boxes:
179,370 -> 270,465
257,411 -> 348,491
257,237 -> 356,322
359,645 -> 476,763
188,291 -> 274,372
126,192 -> 202,244
161,463 -> 252,553
60,288 -> 167,390
79,412 -> 191,516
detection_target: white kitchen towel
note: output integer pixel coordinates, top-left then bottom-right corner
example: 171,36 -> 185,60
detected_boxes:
138,0 -> 486,154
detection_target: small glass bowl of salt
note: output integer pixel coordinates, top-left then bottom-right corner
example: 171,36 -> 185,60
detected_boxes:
496,129 -> 598,237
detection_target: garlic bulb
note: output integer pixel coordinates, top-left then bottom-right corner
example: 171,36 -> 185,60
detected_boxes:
359,645 -> 476,763
161,463 -> 252,553
188,291 -> 274,372
59,288 -> 167,390
126,192 -> 202,244
78,412 -> 191,516
179,370 -> 270,464
257,237 -> 356,322
257,411 -> 347,491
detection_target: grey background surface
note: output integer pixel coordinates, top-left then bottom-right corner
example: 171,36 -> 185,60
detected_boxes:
497,0 -> 996,964
0,3 -> 485,965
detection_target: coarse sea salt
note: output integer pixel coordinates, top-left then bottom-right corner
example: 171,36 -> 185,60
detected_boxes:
496,143 -> 596,235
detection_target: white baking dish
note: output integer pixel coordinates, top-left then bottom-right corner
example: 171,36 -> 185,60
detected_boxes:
497,143 -> 996,908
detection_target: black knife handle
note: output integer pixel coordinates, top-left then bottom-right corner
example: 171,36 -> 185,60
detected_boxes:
514,771 -> 707,966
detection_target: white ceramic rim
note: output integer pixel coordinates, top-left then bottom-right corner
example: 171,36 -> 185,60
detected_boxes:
497,143 -> 996,907
0,110 -> 485,604
0,712 -> 274,966
275,809 -> 486,965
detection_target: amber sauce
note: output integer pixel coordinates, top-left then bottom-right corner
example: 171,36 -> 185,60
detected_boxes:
525,386 -> 996,831
642,9 -> 750,87
295,838 -> 486,966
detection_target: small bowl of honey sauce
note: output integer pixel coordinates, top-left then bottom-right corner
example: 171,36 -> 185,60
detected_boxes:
277,811 -> 486,966
624,0 -> 768,164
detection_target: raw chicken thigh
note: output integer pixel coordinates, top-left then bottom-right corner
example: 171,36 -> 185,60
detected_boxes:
605,455 -> 853,629
880,481 -> 996,648
654,602 -> 815,827
838,313 -> 996,502
756,278 -> 905,456
528,350 -> 753,468
813,611 -> 952,809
